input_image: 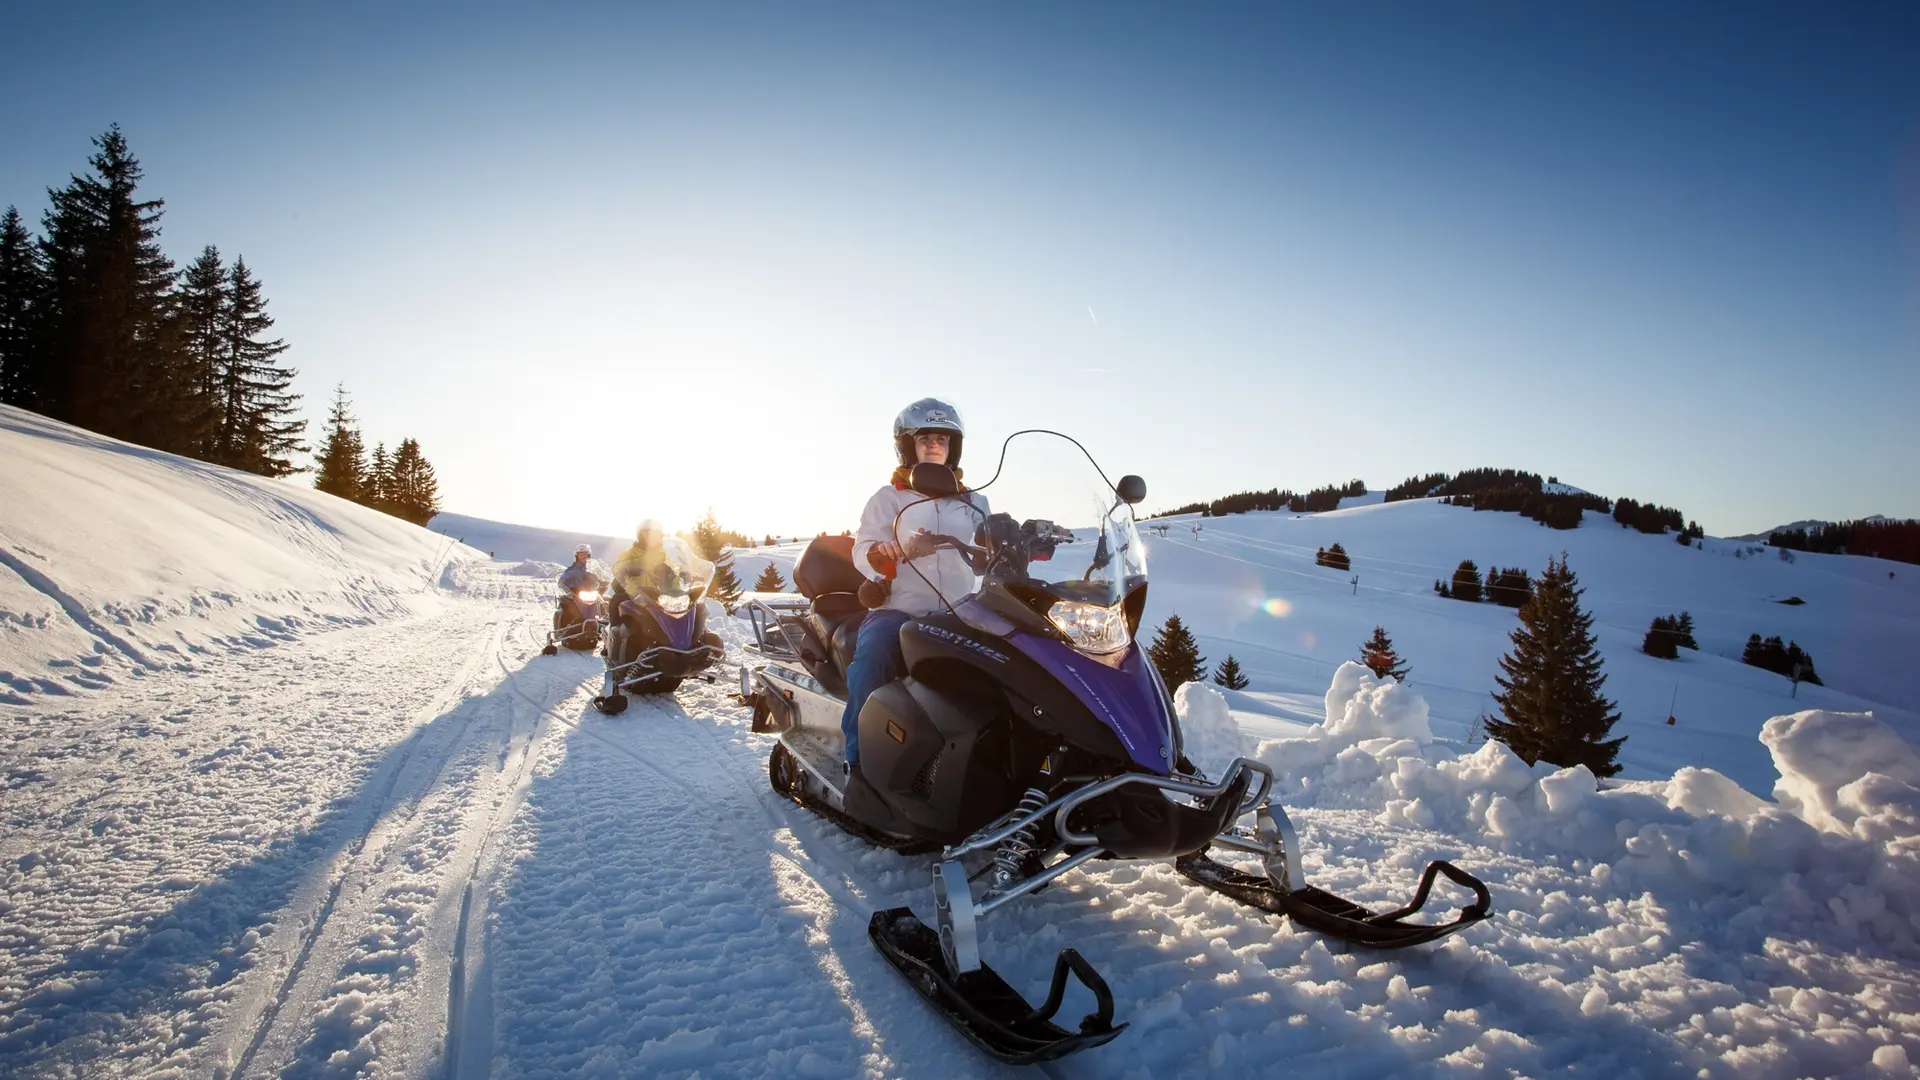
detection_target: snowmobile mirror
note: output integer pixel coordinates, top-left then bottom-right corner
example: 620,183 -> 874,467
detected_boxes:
909,462 -> 960,498
1116,475 -> 1147,505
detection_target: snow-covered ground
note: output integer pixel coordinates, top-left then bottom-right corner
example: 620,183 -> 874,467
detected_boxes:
3,413 -> 1917,1078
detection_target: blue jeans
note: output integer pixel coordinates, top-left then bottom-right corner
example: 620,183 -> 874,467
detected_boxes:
841,609 -> 911,767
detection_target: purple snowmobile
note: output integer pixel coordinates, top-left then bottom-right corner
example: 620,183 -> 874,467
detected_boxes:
740,430 -> 1490,1065
592,536 -> 725,714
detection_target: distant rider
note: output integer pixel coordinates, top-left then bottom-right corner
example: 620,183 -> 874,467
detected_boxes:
559,544 -> 603,594
556,544 -> 603,627
842,398 -> 990,777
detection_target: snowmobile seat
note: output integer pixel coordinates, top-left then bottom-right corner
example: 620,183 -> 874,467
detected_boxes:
809,592 -> 866,677
793,534 -> 866,599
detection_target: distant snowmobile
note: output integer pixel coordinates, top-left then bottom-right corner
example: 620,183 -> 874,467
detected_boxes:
542,573 -> 606,656
593,535 -> 725,713
740,431 -> 1490,1065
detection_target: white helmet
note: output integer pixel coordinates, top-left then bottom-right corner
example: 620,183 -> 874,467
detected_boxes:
574,543 -> 592,556
892,397 -> 965,467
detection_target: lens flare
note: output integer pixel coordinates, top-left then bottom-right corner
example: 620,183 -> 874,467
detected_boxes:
1260,597 -> 1294,618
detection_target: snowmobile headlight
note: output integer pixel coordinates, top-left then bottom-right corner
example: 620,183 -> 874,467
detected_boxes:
655,593 -> 691,615
1047,598 -> 1131,655
577,590 -> 601,604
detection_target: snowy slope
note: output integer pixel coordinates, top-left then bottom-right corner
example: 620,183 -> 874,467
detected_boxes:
0,405 -> 494,704
3,427 -> 1918,1080
1148,498 -> 1920,797
426,512 -> 625,567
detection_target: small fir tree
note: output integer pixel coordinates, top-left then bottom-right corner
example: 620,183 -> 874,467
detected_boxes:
1449,559 -> 1483,603
313,383 -> 366,500
363,443 -> 391,513
214,257 -> 305,475
1315,543 -> 1351,570
1642,616 -> 1680,659
1673,611 -> 1698,650
1212,654 -> 1250,690
385,438 -> 441,524
1483,555 -> 1625,776
752,562 -> 787,592
707,552 -> 744,613
1358,626 -> 1409,681
1148,613 -> 1208,689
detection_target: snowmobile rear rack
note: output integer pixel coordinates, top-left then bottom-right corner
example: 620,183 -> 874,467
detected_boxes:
869,907 -> 1125,1065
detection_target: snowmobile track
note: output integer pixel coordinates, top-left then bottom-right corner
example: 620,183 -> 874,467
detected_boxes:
226,616 -> 518,1079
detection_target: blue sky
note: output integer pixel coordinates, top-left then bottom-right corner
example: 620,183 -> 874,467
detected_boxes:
3,2 -> 1915,538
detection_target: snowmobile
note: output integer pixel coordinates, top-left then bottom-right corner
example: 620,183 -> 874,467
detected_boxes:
593,535 -> 726,714
541,582 -> 605,655
739,431 -> 1490,1064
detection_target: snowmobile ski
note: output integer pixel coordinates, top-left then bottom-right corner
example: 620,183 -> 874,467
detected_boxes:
1175,851 -> 1491,949
868,907 -> 1126,1065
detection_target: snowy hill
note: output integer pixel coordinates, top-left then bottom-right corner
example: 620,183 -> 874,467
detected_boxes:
3,417 -> 1918,1078
426,512 -> 626,566
1148,498 -> 1920,797
0,405 -> 496,703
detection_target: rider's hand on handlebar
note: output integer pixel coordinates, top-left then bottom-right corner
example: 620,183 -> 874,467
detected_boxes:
902,530 -> 941,560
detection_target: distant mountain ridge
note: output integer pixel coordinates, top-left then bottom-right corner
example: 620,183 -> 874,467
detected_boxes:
1731,515 -> 1895,542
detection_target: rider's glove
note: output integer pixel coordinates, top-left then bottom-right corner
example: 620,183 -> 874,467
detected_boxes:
902,530 -> 941,560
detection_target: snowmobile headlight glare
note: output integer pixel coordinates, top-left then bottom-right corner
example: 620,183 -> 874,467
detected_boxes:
577,590 -> 600,604
1047,598 -> 1131,655
655,593 -> 691,615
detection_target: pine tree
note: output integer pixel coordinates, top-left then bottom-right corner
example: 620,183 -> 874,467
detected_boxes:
1642,616 -> 1679,659
1315,542 -> 1351,570
213,256 -> 304,475
1483,555 -> 1625,776
313,383 -> 366,500
1674,611 -> 1698,650
364,442 -> 391,512
752,562 -> 787,592
1148,613 -> 1208,689
0,205 -> 43,408
1358,626 -> 1409,681
1450,559 -> 1482,603
35,128 -> 185,447
707,553 -> 744,613
1212,654 -> 1250,690
386,438 -> 441,525
172,245 -> 226,458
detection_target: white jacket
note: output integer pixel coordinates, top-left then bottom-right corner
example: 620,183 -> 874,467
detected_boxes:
852,483 -> 991,617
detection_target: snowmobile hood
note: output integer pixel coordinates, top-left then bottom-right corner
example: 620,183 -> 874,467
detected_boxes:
1007,632 -> 1172,774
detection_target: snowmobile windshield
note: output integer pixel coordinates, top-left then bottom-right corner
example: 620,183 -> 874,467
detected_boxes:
644,536 -> 715,615
895,430 -> 1145,654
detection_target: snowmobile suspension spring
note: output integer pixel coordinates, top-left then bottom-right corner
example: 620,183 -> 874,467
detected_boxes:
992,786 -> 1051,885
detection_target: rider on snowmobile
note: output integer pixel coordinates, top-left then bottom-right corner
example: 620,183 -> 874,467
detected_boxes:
842,398 -> 990,773
558,544 -> 604,593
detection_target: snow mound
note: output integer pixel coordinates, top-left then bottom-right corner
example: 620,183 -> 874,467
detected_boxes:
1762,710 -> 1920,845
0,405 -> 487,700
1253,671 -> 1920,948
1174,682 -> 1247,779
1322,661 -> 1433,743
505,559 -> 565,578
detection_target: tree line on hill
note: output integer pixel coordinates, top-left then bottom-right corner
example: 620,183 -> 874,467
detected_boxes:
1,128 -> 306,477
1768,519 -> 1920,566
1149,478 -> 1366,519
312,386 -> 442,525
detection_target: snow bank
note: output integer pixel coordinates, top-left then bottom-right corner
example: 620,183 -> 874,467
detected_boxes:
1322,660 -> 1434,743
0,405 -> 487,700
1174,682 -> 1247,780
505,559 -> 566,578
1255,675 -> 1920,947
